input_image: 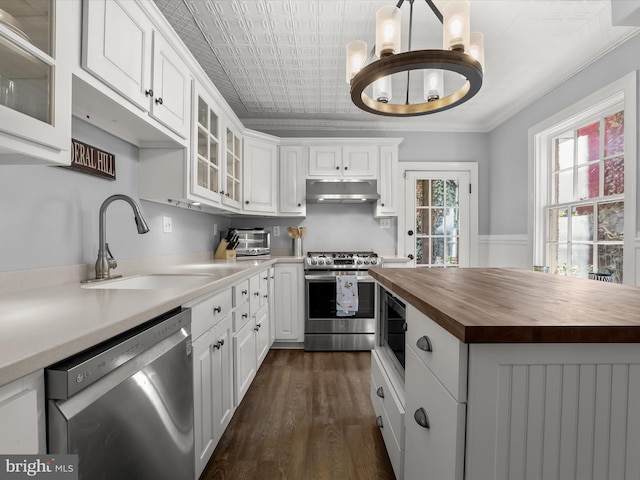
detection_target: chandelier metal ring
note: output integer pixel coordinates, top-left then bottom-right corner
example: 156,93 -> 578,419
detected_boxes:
350,49 -> 483,117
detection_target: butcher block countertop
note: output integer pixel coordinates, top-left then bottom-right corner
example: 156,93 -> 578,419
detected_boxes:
369,267 -> 640,344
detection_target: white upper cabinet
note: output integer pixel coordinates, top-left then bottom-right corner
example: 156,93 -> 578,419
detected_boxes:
243,131 -> 278,215
0,0 -> 72,165
279,145 -> 306,216
222,123 -> 242,210
375,145 -> 400,217
308,144 -> 377,178
82,0 -> 190,139
191,83 -> 223,206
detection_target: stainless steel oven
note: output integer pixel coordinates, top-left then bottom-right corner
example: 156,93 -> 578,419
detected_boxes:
304,252 -> 381,351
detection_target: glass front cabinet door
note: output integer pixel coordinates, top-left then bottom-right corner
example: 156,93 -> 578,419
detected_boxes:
0,0 -> 71,164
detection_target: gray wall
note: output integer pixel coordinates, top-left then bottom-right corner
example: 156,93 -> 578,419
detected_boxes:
488,33 -> 640,235
0,118 -> 228,272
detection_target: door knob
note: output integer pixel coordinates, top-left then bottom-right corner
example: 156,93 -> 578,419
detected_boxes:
408,230 -> 414,236
408,254 -> 414,260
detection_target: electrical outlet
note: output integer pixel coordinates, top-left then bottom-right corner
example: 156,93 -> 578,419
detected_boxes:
380,218 -> 391,229
162,216 -> 173,233
213,224 -> 218,237
273,226 -> 280,236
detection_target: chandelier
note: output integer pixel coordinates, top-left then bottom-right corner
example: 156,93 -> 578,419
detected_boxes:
346,0 -> 484,117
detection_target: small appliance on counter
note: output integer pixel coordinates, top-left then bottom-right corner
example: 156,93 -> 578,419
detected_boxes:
214,230 -> 238,259
220,228 -> 270,257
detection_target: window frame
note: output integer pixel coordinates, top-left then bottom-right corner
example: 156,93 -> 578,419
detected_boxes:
528,72 -> 637,285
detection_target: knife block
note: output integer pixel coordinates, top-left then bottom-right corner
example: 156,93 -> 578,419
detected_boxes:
214,241 -> 236,260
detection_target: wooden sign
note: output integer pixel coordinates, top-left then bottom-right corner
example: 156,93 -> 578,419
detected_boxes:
68,139 -> 116,180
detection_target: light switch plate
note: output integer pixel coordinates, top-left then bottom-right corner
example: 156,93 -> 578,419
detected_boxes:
273,226 -> 280,236
162,216 -> 173,233
380,218 -> 391,229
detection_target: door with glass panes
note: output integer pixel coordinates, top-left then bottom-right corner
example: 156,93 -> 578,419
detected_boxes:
405,171 -> 470,268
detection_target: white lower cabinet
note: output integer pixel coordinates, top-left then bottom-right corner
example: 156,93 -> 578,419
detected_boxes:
255,304 -> 270,368
234,316 -> 258,405
0,370 -> 46,454
189,288 -> 234,479
274,263 -> 305,342
371,350 -> 405,480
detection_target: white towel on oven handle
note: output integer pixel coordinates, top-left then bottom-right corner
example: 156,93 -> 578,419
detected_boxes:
336,274 -> 358,317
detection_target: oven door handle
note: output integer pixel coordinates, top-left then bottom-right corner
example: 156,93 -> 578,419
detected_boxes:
305,274 -> 373,282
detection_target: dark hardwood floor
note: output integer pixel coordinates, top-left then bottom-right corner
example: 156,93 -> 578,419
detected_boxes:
199,349 -> 396,480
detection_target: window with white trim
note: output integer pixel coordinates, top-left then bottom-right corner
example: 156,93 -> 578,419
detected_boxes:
531,73 -> 636,285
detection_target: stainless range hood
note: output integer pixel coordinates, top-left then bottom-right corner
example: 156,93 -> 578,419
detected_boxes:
306,179 -> 380,204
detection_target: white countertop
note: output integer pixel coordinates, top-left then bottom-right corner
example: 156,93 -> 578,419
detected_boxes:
0,257 -> 303,386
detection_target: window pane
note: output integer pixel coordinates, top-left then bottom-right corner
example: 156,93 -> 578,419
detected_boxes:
604,111 -> 624,157
597,201 -> 624,241
554,171 -> 573,203
548,243 -> 568,275
198,97 -> 207,127
446,237 -> 459,265
445,180 -> 459,206
197,159 -> 207,188
209,166 -> 218,192
416,237 -> 426,265
571,244 -> 593,278
227,152 -> 233,173
432,237 -> 444,265
432,208 -> 444,234
415,180 -> 426,207
209,140 -> 218,165
431,180 -> 445,206
604,156 -> 624,196
197,127 -> 207,158
554,134 -> 573,170
548,208 -> 569,242
576,163 -> 599,200
227,129 -> 233,151
598,244 -> 623,283
445,208 -> 459,235
577,122 -> 599,164
571,205 -> 594,242
416,209 -> 428,234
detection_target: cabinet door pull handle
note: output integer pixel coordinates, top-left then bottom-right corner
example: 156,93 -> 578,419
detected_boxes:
376,386 -> 384,398
416,335 -> 433,352
213,306 -> 222,314
155,97 -> 163,105
375,416 -> 383,428
414,408 -> 430,429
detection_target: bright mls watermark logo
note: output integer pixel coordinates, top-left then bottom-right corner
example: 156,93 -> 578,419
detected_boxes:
0,455 -> 77,479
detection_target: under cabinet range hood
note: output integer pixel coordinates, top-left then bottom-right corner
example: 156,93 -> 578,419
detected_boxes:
306,179 -> 380,203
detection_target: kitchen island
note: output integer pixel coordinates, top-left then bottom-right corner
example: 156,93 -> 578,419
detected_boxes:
368,267 -> 640,480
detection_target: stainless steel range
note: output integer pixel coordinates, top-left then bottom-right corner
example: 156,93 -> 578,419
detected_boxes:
304,251 -> 382,351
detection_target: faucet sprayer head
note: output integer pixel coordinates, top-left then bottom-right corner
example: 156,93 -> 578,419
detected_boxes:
134,214 -> 150,234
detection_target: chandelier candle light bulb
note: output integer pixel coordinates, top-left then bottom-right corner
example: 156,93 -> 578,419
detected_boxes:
346,40 -> 368,83
443,1 -> 470,52
424,69 -> 444,101
373,75 -> 392,103
469,32 -> 485,71
375,6 -> 401,57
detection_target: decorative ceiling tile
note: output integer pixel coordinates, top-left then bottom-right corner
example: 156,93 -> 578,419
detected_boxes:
154,0 -> 640,132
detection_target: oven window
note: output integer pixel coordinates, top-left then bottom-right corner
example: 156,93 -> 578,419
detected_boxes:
307,281 -> 376,318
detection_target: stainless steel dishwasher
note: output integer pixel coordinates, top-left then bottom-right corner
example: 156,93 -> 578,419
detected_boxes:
46,307 -> 194,480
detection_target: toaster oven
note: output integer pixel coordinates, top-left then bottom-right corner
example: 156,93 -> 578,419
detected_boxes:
222,229 -> 270,256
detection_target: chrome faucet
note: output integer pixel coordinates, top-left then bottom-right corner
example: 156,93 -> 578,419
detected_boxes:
95,194 -> 150,280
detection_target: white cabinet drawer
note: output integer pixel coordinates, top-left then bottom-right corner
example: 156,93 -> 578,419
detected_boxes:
190,289 -> 233,339
404,347 -> 466,480
233,280 -> 249,307
406,304 -> 468,401
372,393 -> 404,480
371,351 -> 404,449
234,302 -> 251,333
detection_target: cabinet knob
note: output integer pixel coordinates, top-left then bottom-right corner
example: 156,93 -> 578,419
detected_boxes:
408,229 -> 414,236
376,386 -> 384,398
414,408 -> 430,429
213,341 -> 221,350
375,416 -> 383,428
242,289 -> 248,295
416,335 -> 433,352
245,201 -> 249,205
407,254 -> 414,260
155,97 -> 163,105
254,324 -> 261,331
219,339 -> 224,347
242,313 -> 248,318
220,190 -> 225,195
263,294 -> 268,299
297,203 -> 301,207
213,306 -> 222,314
381,203 -> 385,207
335,166 -> 340,170
254,292 -> 260,297
344,166 -> 348,170
145,89 -> 153,97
